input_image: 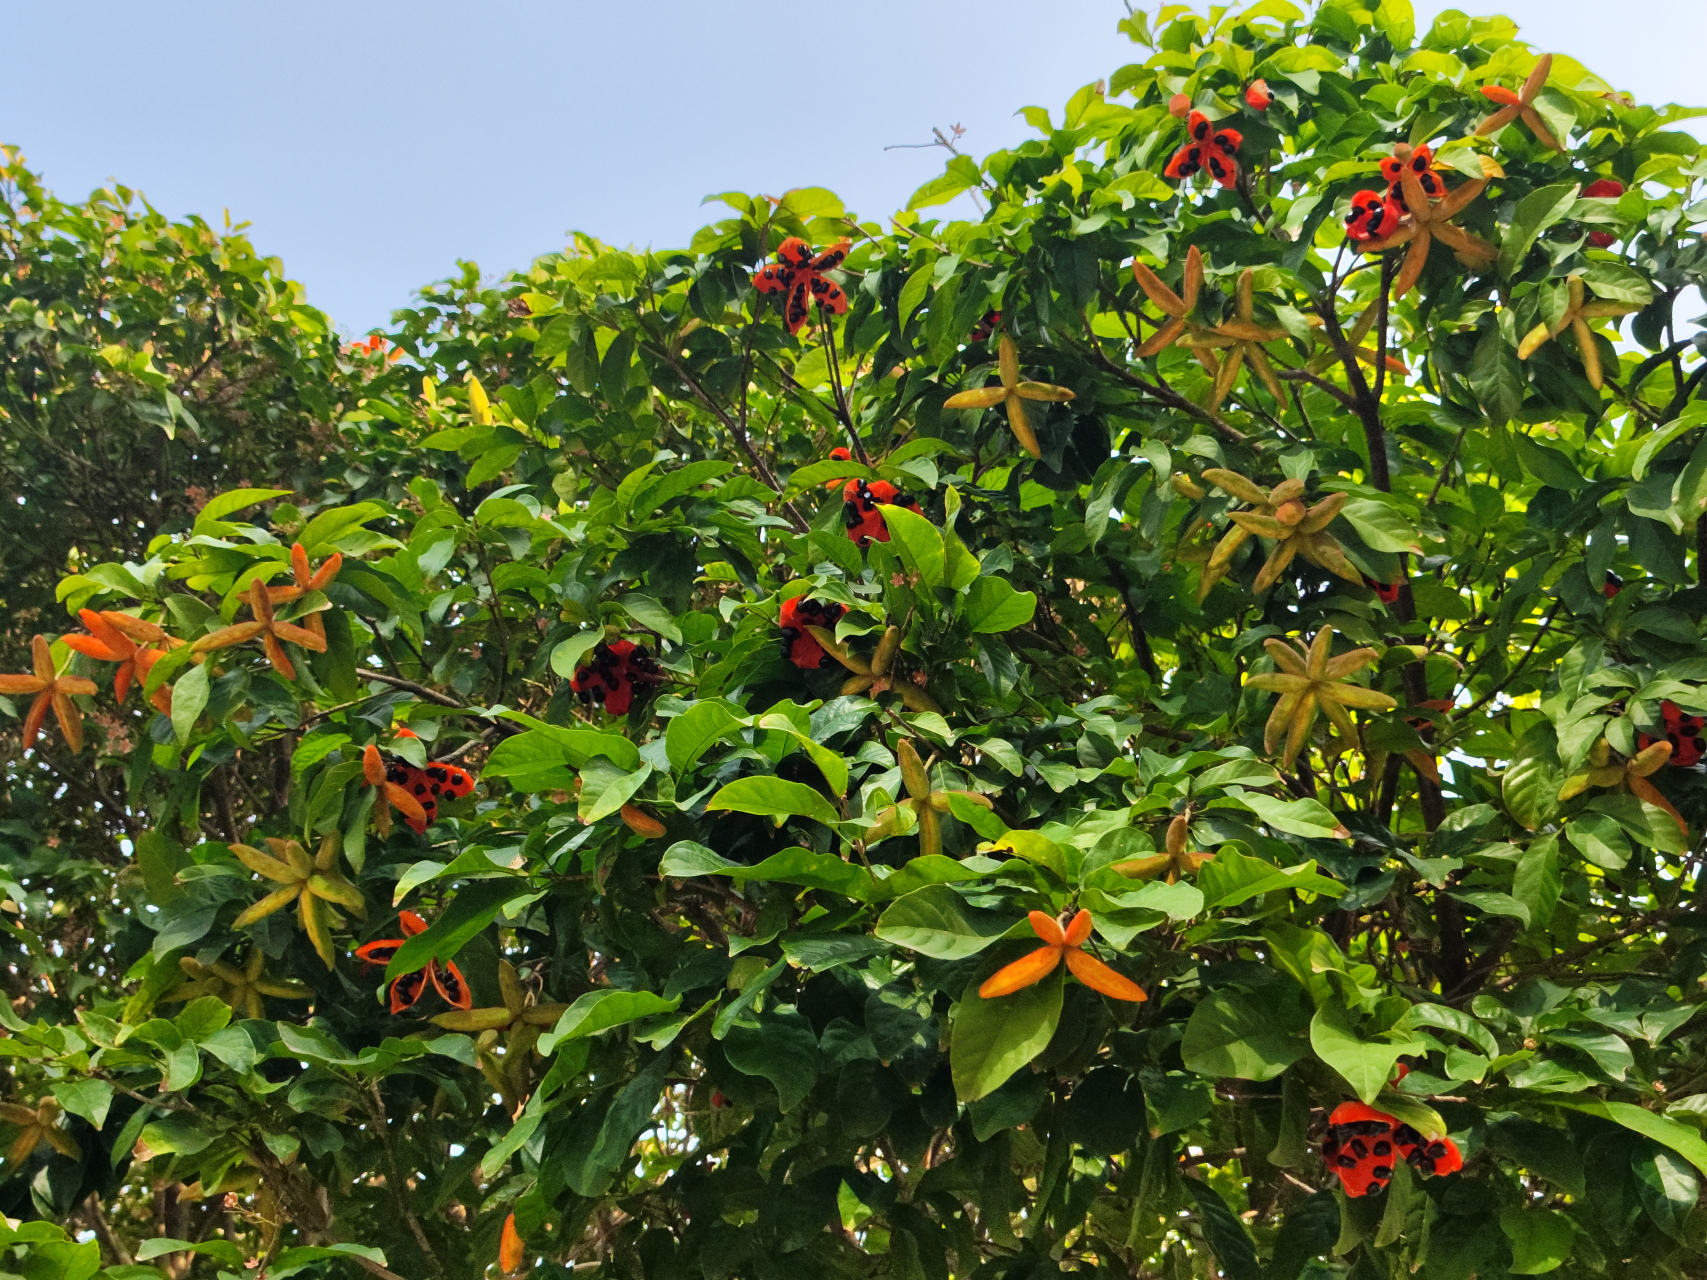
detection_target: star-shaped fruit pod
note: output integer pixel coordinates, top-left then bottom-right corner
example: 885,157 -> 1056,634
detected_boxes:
978,909 -> 1147,1002
354,910 -> 472,1014
942,333 -> 1075,459
804,623 -> 941,713
1194,470 -> 1304,601
363,745 -> 429,838
1245,629 -> 1397,769
266,543 -> 343,644
61,610 -> 173,715
0,1097 -> 80,1168
434,960 -> 568,1111
1132,246 -> 1209,358
192,579 -> 327,681
1184,267 -> 1292,409
1112,813 -> 1213,883
231,834 -> 367,969
1516,274 -> 1640,389
1226,491 -> 1363,594
1558,738 -> 1686,836
1356,144 -> 1496,299
1475,53 -> 1565,152
752,237 -> 852,334
1163,111 -> 1242,188
163,950 -> 311,1021
865,738 -> 994,857
0,635 -> 98,753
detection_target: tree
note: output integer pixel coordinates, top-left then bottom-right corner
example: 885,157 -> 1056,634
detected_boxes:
3,2 -> 1707,1276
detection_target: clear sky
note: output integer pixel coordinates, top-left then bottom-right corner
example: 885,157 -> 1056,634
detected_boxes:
1,1 -> 1699,335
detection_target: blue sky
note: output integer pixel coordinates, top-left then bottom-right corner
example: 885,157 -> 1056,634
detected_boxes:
2,1 -> 1699,335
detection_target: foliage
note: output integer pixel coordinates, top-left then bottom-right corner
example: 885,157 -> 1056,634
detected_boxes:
5,2 -> 1707,1277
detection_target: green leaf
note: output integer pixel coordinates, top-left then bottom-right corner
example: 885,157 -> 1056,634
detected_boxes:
665,700 -> 746,772
1581,260 -> 1655,307
297,502 -> 387,557
630,460 -> 733,520
878,503 -> 944,590
618,593 -> 682,643
705,776 -> 841,826
138,1238 -> 247,1266
1561,1099 -> 1707,1177
1232,791 -> 1347,839
1513,434 -> 1586,490
658,841 -> 739,878
484,720 -> 641,789
384,880 -> 535,983
539,990 -> 682,1055
906,156 -> 982,211
1339,498 -> 1423,553
1180,990 -> 1307,1081
950,962 -> 1063,1102
1500,1206 -> 1575,1275
1632,416 -> 1697,481
876,885 -> 1017,959
785,458 -> 872,497
723,1007 -> 820,1112
1565,813 -> 1631,870
1499,182 -> 1581,278
1187,1179 -> 1262,1280
960,577 -> 1038,633
170,661 -> 209,745
1634,1148 -> 1699,1240
754,713 -> 849,796
738,847 -> 873,897
1471,324 -> 1524,426
51,1079 -> 113,1130
1402,1003 -> 1500,1058
979,829 -> 1069,878
549,631 -> 603,678
134,830 -> 187,905
1503,724 -> 1563,831
193,488 -> 293,535
1309,1001 -> 1424,1103
1199,847 -> 1345,909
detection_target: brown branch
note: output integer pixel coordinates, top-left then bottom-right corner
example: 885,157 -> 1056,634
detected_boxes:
358,672 -> 465,707
638,342 -> 810,531
83,1192 -> 133,1267
1077,342 -> 1254,447
1275,367 -> 1358,412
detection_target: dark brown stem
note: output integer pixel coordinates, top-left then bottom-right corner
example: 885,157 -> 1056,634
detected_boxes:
1076,342 -> 1254,447
821,313 -> 870,466
358,671 -> 465,708
638,341 -> 809,530
83,1192 -> 133,1266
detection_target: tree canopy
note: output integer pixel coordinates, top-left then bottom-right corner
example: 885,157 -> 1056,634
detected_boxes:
3,2 -> 1707,1278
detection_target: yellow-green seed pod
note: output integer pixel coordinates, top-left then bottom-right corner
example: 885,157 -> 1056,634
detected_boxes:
872,625 -> 903,679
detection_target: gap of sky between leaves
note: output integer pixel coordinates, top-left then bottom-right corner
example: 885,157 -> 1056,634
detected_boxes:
0,0 -> 1699,335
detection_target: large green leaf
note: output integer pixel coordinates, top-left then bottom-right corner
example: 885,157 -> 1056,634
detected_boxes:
1180,989 -> 1308,1081
723,1008 -> 820,1112
1309,1001 -> 1425,1103
876,885 -> 1017,959
950,961 -> 1063,1102
960,576 -> 1038,633
705,777 -> 841,826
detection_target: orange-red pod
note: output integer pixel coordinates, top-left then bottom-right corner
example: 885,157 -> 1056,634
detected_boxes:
499,1212 -> 524,1273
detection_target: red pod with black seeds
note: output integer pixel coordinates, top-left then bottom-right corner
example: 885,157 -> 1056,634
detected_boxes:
570,639 -> 665,715
843,479 -> 919,548
778,596 -> 845,669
